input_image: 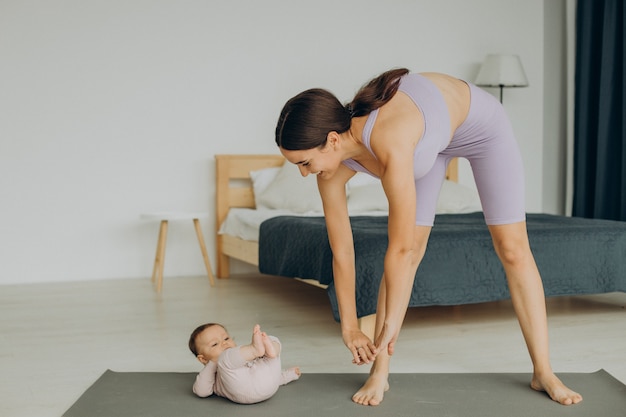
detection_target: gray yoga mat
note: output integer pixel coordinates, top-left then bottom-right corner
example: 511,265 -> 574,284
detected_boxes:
63,369 -> 626,417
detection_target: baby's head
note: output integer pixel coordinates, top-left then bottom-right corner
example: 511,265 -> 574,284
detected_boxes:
189,323 -> 237,364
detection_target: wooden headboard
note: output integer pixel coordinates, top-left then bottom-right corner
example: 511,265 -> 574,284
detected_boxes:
216,154 -> 458,224
214,154 -> 458,277
215,154 -> 285,228
215,154 -> 284,277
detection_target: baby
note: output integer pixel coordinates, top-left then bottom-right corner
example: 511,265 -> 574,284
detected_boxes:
188,323 -> 300,404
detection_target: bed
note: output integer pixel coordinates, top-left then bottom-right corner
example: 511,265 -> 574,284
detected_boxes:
215,154 -> 626,334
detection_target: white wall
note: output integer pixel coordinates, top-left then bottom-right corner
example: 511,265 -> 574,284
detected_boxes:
543,0 -> 568,215
0,0 -> 546,284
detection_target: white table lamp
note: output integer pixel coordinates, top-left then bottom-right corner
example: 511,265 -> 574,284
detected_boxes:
475,54 -> 529,103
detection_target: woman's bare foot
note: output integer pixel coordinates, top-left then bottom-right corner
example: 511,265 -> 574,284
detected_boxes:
351,373 -> 389,406
531,372 -> 583,405
250,324 -> 265,358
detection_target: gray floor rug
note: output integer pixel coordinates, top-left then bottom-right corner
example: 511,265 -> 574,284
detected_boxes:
63,369 -> 626,417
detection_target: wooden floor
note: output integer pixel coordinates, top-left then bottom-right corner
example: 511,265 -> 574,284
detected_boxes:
1,273 -> 625,417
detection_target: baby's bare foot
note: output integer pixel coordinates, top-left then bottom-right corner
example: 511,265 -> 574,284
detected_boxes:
280,367 -> 301,385
531,373 -> 583,405
250,324 -> 265,358
262,331 -> 278,358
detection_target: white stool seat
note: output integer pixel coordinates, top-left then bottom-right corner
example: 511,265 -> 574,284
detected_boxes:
140,211 -> 209,221
141,211 -> 215,292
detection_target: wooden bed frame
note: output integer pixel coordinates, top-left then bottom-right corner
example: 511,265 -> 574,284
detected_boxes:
215,154 -> 458,335
215,154 -> 286,278
215,154 -> 458,276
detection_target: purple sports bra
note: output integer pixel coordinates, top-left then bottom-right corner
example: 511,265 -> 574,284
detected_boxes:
342,74 -> 452,179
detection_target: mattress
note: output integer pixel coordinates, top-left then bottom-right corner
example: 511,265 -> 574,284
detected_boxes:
258,212 -> 626,321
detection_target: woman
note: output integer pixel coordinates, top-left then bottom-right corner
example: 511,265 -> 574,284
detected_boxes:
274,68 -> 582,406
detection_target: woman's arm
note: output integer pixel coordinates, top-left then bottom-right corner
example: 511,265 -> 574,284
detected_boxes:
377,151 -> 422,353
370,100 -> 425,354
318,165 -> 377,364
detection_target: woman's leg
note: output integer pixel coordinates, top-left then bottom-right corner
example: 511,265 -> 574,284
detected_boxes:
488,222 -> 582,405
352,225 -> 432,406
351,277 -> 391,406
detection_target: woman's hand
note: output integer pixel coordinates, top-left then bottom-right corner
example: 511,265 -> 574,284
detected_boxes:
342,328 -> 378,365
374,322 -> 399,357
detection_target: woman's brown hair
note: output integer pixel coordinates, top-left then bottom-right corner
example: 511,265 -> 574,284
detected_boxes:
275,68 -> 410,151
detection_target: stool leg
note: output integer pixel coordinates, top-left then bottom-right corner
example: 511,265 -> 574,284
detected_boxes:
151,221 -> 164,284
155,220 -> 168,293
193,218 -> 215,286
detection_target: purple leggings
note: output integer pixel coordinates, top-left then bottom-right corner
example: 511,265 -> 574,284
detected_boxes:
342,76 -> 526,226
413,83 -> 526,226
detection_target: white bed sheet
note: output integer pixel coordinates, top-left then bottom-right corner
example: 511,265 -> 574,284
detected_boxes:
219,179 -> 482,242
219,208 -> 388,242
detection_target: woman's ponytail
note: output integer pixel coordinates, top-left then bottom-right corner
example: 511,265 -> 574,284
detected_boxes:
346,68 -> 409,117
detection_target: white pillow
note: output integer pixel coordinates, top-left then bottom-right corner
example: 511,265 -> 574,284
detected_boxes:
347,171 -> 380,188
346,179 -> 482,214
250,167 -> 280,199
347,182 -> 388,213
436,180 -> 482,214
255,162 -> 324,213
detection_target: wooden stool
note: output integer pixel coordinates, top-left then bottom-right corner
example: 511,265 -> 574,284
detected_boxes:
140,212 -> 215,292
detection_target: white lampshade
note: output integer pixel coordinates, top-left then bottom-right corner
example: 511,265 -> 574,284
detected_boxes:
475,54 -> 529,87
